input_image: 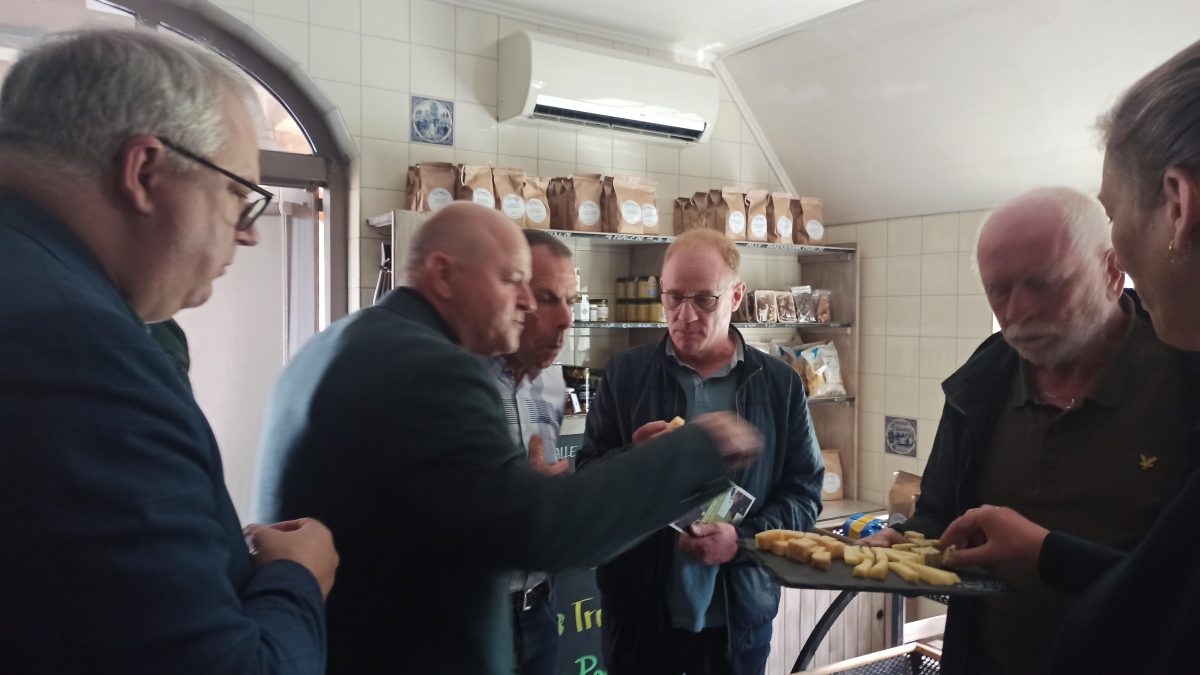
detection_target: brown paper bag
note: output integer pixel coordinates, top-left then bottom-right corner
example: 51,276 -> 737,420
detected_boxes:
404,166 -> 419,211
706,189 -> 723,232
640,182 -> 660,235
416,162 -> 456,212
460,165 -> 497,209
767,192 -> 793,243
822,450 -> 845,501
790,199 -> 809,244
800,196 -> 825,243
721,188 -> 747,241
571,174 -> 603,232
523,176 -> 551,229
745,189 -> 770,243
673,197 -> 689,234
612,176 -> 644,234
600,176 -> 617,232
889,471 -> 922,520
494,168 -> 527,226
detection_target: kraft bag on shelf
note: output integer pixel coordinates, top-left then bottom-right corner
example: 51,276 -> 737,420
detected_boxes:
460,165 -> 497,209
822,450 -> 845,501
523,176 -> 551,229
674,197 -> 691,234
767,192 -> 794,243
721,187 -> 747,241
889,471 -> 922,524
404,166 -> 419,211
800,196 -> 826,243
746,190 -> 770,243
640,182 -> 660,235
416,162 -> 456,212
707,189 -> 723,232
571,174 -> 604,232
608,175 -> 643,234
494,168 -> 527,226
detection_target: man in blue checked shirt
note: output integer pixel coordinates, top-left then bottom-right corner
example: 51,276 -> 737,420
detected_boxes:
481,228 -> 578,675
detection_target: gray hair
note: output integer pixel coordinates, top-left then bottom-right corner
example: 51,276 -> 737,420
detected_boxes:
0,29 -> 256,174
978,186 -> 1112,262
1100,38 -> 1200,208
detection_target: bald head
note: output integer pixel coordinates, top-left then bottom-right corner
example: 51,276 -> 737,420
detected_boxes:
977,186 -> 1111,267
976,187 -> 1123,367
403,202 -> 534,356
405,202 -> 525,284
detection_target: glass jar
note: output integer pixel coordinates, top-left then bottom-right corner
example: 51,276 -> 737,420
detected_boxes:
635,276 -> 650,299
595,298 -> 609,321
646,275 -> 659,299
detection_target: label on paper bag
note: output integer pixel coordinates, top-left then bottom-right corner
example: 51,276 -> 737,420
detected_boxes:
526,198 -> 548,224
501,194 -> 525,219
578,201 -> 601,227
728,211 -> 746,235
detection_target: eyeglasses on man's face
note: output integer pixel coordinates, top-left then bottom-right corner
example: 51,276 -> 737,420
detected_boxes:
156,136 -> 273,231
660,290 -> 725,313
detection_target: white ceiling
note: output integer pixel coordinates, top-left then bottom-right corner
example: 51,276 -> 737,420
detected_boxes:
455,0 -> 866,56
723,0 -> 1200,223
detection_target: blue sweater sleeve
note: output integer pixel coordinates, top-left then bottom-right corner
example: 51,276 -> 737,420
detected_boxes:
0,303 -> 325,674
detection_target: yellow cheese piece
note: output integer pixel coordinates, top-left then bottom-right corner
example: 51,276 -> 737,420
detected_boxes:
888,562 -> 920,583
912,546 -> 944,567
852,557 -> 874,578
816,536 -> 845,559
786,538 -> 819,563
881,548 -> 923,565
810,549 -> 832,570
904,530 -> 927,541
755,529 -> 805,550
912,563 -> 961,586
868,557 -> 890,580
890,543 -> 917,552
668,416 -> 686,429
843,545 -> 865,566
770,539 -> 792,556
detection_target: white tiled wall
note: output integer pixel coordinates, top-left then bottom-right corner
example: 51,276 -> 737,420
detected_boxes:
823,210 -> 997,506
210,0 -> 782,310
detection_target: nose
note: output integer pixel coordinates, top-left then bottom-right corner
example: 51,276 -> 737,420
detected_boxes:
236,224 -> 259,247
1005,286 -> 1037,325
558,297 -> 574,329
677,297 -> 700,323
516,282 -> 534,313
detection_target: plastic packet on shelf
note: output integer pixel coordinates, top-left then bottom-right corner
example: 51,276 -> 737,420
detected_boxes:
813,289 -> 833,323
776,291 -> 798,323
791,285 -> 815,322
783,341 -> 847,398
754,290 -> 777,323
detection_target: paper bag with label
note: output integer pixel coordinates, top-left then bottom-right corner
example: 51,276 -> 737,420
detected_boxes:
673,197 -> 690,234
416,162 -> 456,212
669,481 -> 756,533
745,190 -> 770,242
461,166 -> 497,209
706,189 -> 723,232
571,174 -> 604,232
721,188 -> 747,241
606,175 -> 643,234
767,192 -> 794,243
822,450 -> 845,501
493,168 -> 527,226
523,176 -> 551,229
640,182 -> 660,235
800,196 -> 826,243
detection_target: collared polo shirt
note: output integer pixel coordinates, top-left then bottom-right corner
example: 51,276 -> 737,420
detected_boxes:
970,303 -> 1195,674
664,332 -> 746,632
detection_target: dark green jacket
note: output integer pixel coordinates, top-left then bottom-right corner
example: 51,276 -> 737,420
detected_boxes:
255,287 -> 730,675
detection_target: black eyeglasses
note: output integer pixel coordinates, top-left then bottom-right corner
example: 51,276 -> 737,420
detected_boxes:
156,136 -> 273,231
660,291 -> 725,313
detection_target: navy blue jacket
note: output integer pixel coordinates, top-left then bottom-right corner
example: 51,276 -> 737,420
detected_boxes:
0,194 -> 326,674
577,332 -> 824,659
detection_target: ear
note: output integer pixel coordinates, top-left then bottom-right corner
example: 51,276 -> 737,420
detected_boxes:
115,135 -> 169,217
1162,167 -> 1200,252
1101,248 -> 1125,298
730,279 -> 747,310
424,252 -> 456,300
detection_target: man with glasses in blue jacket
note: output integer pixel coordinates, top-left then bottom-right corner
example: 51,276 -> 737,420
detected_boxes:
578,229 -> 825,675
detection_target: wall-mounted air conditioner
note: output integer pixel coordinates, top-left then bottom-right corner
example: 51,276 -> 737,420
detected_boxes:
498,30 -> 719,145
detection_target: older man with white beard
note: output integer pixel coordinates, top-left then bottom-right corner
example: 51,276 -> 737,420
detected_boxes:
859,186 -> 1196,675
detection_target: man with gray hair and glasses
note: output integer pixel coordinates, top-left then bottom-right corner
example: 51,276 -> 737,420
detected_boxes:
0,30 -> 337,674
